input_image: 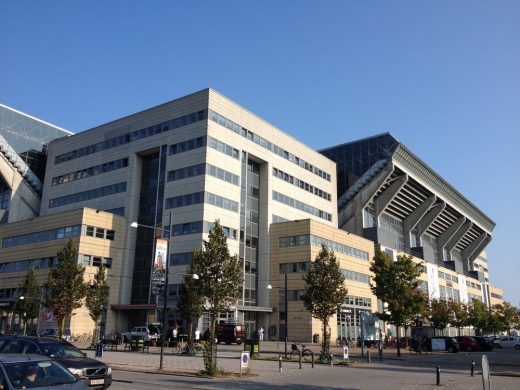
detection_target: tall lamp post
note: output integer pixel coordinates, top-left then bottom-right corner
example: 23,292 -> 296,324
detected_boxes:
18,295 -> 43,336
267,272 -> 288,358
130,219 -> 198,370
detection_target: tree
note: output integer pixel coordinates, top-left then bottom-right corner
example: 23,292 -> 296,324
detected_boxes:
468,299 -> 489,335
302,244 -> 348,359
14,268 -> 42,335
370,252 -> 426,357
85,265 -> 109,344
447,300 -> 469,336
47,239 -> 87,336
190,220 -> 242,375
490,302 -> 518,335
176,263 -> 204,352
428,299 -> 450,336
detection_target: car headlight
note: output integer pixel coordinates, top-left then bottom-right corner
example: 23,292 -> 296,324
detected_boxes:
68,368 -> 85,377
107,366 -> 112,375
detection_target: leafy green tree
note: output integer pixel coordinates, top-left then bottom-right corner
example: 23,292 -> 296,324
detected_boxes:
490,302 -> 518,335
468,299 -> 489,335
429,299 -> 450,336
190,220 -> 242,376
14,268 -> 42,335
176,263 -> 204,352
303,244 -> 348,359
85,265 -> 109,343
47,239 -> 87,336
370,252 -> 426,357
447,299 -> 469,336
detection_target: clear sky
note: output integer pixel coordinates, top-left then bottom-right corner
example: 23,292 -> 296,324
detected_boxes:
1,1 -> 519,305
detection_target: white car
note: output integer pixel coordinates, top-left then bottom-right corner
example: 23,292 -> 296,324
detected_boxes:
121,325 -> 161,343
493,336 -> 520,350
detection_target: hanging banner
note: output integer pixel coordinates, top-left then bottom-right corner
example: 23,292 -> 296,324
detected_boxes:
426,263 -> 440,300
457,274 -> 468,304
152,239 -> 168,294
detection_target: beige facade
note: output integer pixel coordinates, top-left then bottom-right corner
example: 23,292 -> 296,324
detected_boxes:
0,208 -> 126,337
269,219 -> 375,343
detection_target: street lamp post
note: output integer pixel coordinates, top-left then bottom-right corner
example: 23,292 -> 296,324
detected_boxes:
130,218 -> 198,370
267,272 -> 288,358
18,295 -> 43,336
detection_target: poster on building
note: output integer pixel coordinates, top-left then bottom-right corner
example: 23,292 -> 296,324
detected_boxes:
152,239 -> 168,294
426,263 -> 440,300
457,274 -> 468,304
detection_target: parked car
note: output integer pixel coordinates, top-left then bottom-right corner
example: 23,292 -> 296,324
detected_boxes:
121,324 -> 161,343
472,336 -> 494,351
0,354 -> 89,389
427,336 -> 459,353
0,335 -> 112,388
455,336 -> 480,352
493,336 -> 520,350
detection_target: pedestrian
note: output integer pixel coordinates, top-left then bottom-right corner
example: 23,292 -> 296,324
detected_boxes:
258,326 -> 264,341
194,327 -> 200,342
172,326 -> 178,341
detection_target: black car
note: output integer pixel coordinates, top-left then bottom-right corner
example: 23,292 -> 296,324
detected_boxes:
0,335 -> 112,389
472,336 -> 494,351
0,354 -> 88,389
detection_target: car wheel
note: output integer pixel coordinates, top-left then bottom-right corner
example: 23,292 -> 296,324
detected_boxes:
448,346 -> 454,353
515,344 -> 520,350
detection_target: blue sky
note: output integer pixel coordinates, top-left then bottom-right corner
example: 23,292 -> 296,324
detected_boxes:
1,1 -> 519,305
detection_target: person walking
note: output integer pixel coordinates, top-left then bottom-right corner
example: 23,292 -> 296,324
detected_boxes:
194,327 -> 200,342
258,326 -> 264,341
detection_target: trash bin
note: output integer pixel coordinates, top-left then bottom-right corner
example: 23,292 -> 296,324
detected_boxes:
313,334 -> 320,344
131,335 -> 144,351
243,339 -> 260,358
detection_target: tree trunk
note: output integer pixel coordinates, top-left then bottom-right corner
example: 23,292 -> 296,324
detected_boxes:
396,326 -> 401,357
203,309 -> 218,375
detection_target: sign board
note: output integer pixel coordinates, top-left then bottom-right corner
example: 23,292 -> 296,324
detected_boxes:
481,355 -> 490,390
431,338 -> 446,351
241,351 -> 250,369
343,346 -> 349,360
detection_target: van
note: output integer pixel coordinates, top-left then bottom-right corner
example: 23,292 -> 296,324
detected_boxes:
215,323 -> 245,345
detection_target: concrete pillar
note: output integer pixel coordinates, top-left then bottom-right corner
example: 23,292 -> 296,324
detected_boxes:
374,174 -> 408,219
403,195 -> 436,252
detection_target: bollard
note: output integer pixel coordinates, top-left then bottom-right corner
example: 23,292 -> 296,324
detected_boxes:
311,352 -> 314,368
299,352 -> 302,369
471,360 -> 475,377
279,355 -> 282,373
436,366 -> 440,386
330,352 -> 333,367
367,350 -> 371,364
379,346 -> 383,361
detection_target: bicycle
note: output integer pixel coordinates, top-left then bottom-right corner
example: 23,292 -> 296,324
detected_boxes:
290,343 -> 313,361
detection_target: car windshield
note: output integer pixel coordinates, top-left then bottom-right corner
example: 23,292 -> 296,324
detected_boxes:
40,343 -> 85,358
3,360 -> 77,389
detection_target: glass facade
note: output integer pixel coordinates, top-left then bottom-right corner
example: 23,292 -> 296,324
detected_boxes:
0,105 -> 71,183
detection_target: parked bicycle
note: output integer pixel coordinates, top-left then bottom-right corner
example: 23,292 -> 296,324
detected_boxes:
290,343 -> 313,361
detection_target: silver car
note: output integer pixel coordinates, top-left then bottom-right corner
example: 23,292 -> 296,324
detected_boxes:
0,354 -> 88,389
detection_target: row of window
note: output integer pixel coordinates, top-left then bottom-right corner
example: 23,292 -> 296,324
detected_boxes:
168,163 -> 239,186
166,191 -> 239,213
272,168 -> 332,201
277,234 -> 370,261
49,182 -> 127,208
272,215 -> 289,223
272,191 -> 332,221
0,256 -> 59,274
341,269 -> 370,284
491,292 -> 503,299
169,136 -> 205,155
438,271 -> 457,282
439,285 -> 460,301
170,220 -> 238,240
210,110 -> 331,181
55,110 -> 207,164
0,288 -> 17,299
51,158 -> 129,186
81,255 -> 112,268
208,136 -> 240,159
344,296 -> 372,307
466,280 -> 482,290
86,226 -> 115,240
279,261 -> 310,274
171,252 -> 192,266
2,225 -> 82,248
468,293 -> 482,302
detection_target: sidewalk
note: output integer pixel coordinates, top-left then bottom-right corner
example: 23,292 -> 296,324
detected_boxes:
77,341 -> 520,378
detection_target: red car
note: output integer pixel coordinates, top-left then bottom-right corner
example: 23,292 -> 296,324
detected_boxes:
455,336 -> 480,352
